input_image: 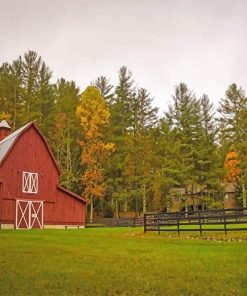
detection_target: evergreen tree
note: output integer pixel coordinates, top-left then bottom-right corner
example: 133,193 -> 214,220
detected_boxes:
91,76 -> 114,105
49,79 -> 81,191
0,51 -> 55,130
164,83 -> 220,210
125,88 -> 158,214
107,66 -> 135,216
218,84 -> 247,207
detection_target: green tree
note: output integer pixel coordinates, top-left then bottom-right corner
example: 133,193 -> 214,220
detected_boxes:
107,66 -> 135,216
164,84 -> 220,210
91,76 -> 114,105
218,84 -> 247,207
49,79 -> 81,191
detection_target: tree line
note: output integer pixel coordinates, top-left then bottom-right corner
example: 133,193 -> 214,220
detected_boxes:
0,51 -> 246,220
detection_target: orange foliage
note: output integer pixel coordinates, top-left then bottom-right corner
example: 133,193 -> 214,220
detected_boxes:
224,148 -> 240,183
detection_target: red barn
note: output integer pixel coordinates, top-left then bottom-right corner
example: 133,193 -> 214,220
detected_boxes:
0,120 -> 87,229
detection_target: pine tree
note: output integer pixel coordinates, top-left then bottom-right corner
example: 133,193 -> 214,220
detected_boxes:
49,79 -> 81,191
125,88 -> 158,214
91,76 -> 114,105
0,51 -> 55,130
218,84 -> 247,207
107,66 -> 135,216
164,83 -> 220,210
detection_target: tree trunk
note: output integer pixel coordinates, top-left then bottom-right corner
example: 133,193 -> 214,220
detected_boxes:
90,196 -> 94,223
124,200 -> 128,212
115,199 -> 119,219
242,185 -> 247,208
143,183 -> 146,214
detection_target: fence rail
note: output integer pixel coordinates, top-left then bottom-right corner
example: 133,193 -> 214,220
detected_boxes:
144,207 -> 247,235
86,217 -> 144,227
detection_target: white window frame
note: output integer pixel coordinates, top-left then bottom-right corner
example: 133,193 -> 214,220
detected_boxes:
22,172 -> 38,194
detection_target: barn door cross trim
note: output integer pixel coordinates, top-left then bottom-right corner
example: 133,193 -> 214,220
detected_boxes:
30,202 -> 43,228
16,200 -> 43,229
16,200 -> 30,229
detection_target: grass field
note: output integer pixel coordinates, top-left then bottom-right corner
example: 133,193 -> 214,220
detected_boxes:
0,227 -> 247,296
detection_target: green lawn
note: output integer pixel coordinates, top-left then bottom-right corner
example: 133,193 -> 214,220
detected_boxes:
0,228 -> 247,296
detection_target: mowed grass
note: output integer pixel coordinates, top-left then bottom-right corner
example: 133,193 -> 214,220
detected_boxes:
0,228 -> 247,296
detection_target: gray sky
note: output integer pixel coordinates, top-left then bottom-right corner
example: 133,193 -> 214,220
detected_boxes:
1,0 -> 247,115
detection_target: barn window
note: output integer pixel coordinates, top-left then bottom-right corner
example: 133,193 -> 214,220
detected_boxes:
22,172 -> 38,194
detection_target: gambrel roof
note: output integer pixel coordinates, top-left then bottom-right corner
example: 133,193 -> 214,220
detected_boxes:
0,122 -> 59,173
0,122 -> 31,164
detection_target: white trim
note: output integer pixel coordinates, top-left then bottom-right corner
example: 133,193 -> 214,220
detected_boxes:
22,172 -> 38,194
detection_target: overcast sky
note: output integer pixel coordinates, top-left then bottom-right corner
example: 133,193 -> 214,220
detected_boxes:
1,0 -> 247,115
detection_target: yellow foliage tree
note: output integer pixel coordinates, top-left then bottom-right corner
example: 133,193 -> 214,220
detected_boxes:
76,86 -> 115,222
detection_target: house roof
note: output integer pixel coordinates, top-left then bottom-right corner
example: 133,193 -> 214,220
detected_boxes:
0,122 -> 60,173
57,185 -> 89,204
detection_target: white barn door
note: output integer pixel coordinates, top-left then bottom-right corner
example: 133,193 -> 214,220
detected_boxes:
16,200 -> 43,229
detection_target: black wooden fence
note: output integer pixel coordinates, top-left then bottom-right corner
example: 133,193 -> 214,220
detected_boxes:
86,217 -> 144,227
144,207 -> 247,235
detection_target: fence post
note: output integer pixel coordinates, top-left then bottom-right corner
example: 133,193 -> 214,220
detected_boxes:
157,214 -> 160,235
144,214 -> 146,233
177,218 -> 180,235
223,209 -> 227,235
199,211 -> 202,236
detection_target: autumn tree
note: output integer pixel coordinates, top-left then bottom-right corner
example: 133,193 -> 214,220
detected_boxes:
76,86 -> 115,223
224,145 -> 240,183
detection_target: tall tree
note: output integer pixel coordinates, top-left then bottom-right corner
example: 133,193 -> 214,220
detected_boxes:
107,66 -> 135,216
164,84 -> 220,209
49,79 -> 81,191
0,51 -> 55,131
91,76 -> 114,105
76,86 -> 115,223
218,84 -> 247,207
124,88 -> 158,214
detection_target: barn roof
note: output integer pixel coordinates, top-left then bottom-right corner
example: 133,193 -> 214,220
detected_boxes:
0,122 -> 60,173
0,122 -> 31,164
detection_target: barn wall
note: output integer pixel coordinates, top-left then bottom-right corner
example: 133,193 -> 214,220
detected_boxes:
1,199 -> 15,223
54,190 -> 86,225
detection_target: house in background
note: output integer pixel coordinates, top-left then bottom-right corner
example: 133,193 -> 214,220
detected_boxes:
0,120 -> 88,229
169,183 -> 238,212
